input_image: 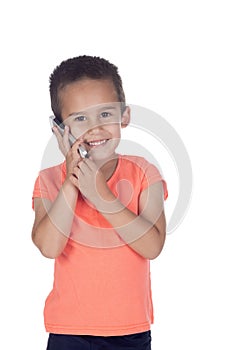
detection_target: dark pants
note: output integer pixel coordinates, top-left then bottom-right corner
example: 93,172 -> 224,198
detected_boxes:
46,331 -> 151,350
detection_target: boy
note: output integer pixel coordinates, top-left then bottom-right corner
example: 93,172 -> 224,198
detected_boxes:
32,55 -> 168,350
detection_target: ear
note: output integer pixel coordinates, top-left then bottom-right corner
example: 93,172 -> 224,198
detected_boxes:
121,106 -> 131,128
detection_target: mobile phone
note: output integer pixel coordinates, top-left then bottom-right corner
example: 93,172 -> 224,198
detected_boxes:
49,115 -> 89,158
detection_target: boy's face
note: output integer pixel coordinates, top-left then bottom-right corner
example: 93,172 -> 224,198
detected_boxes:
59,79 -> 130,161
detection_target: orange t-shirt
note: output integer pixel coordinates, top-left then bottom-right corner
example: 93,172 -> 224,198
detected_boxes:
32,155 -> 168,336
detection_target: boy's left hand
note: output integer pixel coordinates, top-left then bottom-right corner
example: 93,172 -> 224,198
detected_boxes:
76,158 -> 112,208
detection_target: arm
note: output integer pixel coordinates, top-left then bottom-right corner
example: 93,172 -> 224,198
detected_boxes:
75,158 -> 166,260
32,126 -> 82,258
97,182 -> 166,260
32,180 -> 78,258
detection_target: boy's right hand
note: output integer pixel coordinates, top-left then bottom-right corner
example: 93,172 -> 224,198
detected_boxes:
52,125 -> 83,186
65,140 -> 83,184
52,124 -> 72,157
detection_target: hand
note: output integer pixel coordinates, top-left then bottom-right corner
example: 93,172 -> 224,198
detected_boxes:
52,125 -> 84,186
71,158 -> 113,209
52,125 -> 71,157
65,141 -> 83,185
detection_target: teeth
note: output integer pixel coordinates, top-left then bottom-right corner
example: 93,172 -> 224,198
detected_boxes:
88,140 -> 107,146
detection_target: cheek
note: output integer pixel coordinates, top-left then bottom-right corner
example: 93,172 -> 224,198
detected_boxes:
70,124 -> 86,139
107,123 -> 121,138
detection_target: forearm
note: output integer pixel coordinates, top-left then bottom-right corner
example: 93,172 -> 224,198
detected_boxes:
95,191 -> 166,260
32,180 -> 78,258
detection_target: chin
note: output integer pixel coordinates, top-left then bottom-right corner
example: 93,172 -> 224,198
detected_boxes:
90,149 -> 117,162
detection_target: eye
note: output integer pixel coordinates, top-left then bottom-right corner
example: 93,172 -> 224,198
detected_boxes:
100,112 -> 111,118
74,115 -> 87,122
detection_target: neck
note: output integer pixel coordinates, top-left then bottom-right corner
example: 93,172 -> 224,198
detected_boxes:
95,153 -> 119,181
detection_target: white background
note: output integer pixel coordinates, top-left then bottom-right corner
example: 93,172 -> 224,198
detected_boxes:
1,1 -> 233,349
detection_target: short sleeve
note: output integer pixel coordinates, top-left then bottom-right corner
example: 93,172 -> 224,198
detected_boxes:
140,161 -> 168,200
32,163 -> 65,210
32,174 -> 51,210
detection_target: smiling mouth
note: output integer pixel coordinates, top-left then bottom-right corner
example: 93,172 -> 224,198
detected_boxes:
85,139 -> 109,147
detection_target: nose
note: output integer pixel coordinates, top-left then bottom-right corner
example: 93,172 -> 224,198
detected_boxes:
86,116 -> 104,134
86,124 -> 103,136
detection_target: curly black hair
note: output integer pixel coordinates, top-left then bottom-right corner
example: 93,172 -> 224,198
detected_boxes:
49,55 -> 126,121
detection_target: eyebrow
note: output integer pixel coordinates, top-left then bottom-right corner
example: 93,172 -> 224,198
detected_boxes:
68,105 -> 118,118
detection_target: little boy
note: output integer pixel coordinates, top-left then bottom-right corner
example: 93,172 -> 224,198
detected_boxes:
32,55 -> 168,350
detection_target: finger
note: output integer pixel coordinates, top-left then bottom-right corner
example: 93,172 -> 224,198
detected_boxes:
69,174 -> 79,188
77,160 -> 87,175
52,125 -> 71,156
71,139 -> 84,159
63,125 -> 71,151
81,157 -> 97,171
53,126 -> 67,153
72,166 -> 80,179
52,126 -> 63,143
79,159 -> 96,179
